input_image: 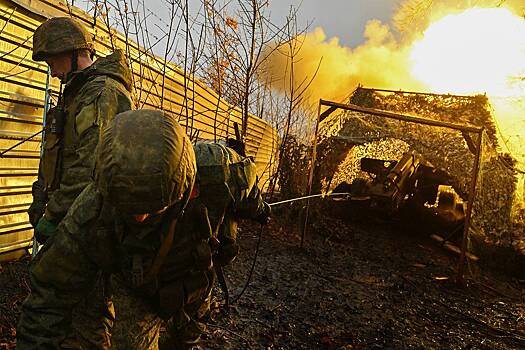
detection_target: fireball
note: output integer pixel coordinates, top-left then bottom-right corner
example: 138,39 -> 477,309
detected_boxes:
410,8 -> 525,97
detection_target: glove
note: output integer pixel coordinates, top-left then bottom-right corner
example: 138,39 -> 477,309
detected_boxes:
214,238 -> 239,266
35,216 -> 58,245
254,202 -> 271,225
28,201 -> 46,228
29,180 -> 48,228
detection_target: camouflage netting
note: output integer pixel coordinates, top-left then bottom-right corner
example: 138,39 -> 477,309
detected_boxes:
312,88 -> 522,272
316,109 -> 477,197
277,135 -> 311,199
326,139 -> 410,191
349,88 -> 499,145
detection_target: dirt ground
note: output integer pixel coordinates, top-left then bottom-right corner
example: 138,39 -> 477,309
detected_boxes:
2,204 -> 525,349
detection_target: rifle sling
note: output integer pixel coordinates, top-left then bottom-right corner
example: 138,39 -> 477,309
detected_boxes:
143,215 -> 179,286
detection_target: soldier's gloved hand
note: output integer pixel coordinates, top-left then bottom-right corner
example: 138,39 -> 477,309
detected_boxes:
214,239 -> 239,266
35,216 -> 58,245
254,202 -> 271,225
28,201 -> 46,228
29,180 -> 48,228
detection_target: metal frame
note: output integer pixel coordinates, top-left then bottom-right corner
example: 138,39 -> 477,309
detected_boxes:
303,99 -> 484,283
30,66 -> 51,257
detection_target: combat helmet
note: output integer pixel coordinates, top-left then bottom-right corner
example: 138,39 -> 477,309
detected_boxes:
96,110 -> 197,215
32,17 -> 94,61
194,141 -> 257,195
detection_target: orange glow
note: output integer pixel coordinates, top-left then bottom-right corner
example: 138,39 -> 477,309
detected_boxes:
262,5 -> 525,158
409,7 -> 525,160
410,8 -> 525,97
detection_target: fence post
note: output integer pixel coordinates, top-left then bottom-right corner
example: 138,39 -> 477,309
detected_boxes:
32,67 -> 51,258
301,100 -> 322,247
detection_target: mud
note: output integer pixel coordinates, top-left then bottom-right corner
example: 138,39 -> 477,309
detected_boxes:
1,207 -> 525,349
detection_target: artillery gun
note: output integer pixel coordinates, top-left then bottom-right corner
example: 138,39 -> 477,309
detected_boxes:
334,151 -> 465,234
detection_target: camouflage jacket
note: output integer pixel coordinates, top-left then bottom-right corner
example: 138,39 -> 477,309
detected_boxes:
17,183 -> 213,348
41,184 -> 212,285
41,49 -> 132,223
194,142 -> 267,241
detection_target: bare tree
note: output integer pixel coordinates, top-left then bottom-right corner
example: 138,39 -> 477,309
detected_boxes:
264,9 -> 321,197
87,0 -> 321,191
202,0 -> 290,138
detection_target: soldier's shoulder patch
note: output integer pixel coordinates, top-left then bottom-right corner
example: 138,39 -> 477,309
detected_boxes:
75,102 -> 98,136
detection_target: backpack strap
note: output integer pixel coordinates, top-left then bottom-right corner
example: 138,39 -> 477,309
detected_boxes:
141,209 -> 180,287
137,185 -> 193,288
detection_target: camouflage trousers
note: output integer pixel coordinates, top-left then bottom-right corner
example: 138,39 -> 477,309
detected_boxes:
111,273 -> 212,350
110,276 -> 162,350
16,234 -> 114,350
64,274 -> 115,349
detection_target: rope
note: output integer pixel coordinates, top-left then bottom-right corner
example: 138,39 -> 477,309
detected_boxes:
268,192 -> 350,207
230,223 -> 264,305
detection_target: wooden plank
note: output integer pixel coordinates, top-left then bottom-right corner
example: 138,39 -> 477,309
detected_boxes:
430,234 -> 479,262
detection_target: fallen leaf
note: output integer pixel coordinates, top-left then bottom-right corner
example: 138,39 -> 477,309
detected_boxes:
412,263 -> 426,268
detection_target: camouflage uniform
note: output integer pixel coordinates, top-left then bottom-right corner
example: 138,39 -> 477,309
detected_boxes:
29,19 -> 133,237
192,141 -> 270,266
25,17 -> 133,348
39,48 -> 132,224
17,110 -> 212,350
156,142 -> 270,349
112,196 -> 214,350
28,16 -> 95,230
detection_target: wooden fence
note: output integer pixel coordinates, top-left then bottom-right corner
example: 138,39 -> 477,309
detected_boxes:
0,0 -> 278,261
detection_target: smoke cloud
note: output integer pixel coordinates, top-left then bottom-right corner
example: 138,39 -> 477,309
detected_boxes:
393,0 -> 524,38
262,22 -> 424,105
262,0 -> 525,106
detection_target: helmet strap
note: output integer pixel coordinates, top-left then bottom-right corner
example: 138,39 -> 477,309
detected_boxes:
65,50 -> 79,82
70,50 -> 79,73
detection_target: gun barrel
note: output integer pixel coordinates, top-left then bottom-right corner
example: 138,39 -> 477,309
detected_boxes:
384,152 -> 420,191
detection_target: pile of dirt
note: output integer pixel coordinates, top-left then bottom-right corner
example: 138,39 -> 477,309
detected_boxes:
0,257 -> 30,350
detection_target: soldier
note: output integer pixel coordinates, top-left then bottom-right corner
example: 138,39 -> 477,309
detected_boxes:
114,140 -> 272,350
164,140 -> 271,348
27,16 -> 133,243
17,110 -> 212,350
24,16 -> 133,348
193,141 -> 271,268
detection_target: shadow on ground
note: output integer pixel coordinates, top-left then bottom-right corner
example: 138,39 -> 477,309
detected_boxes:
1,207 -> 525,349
